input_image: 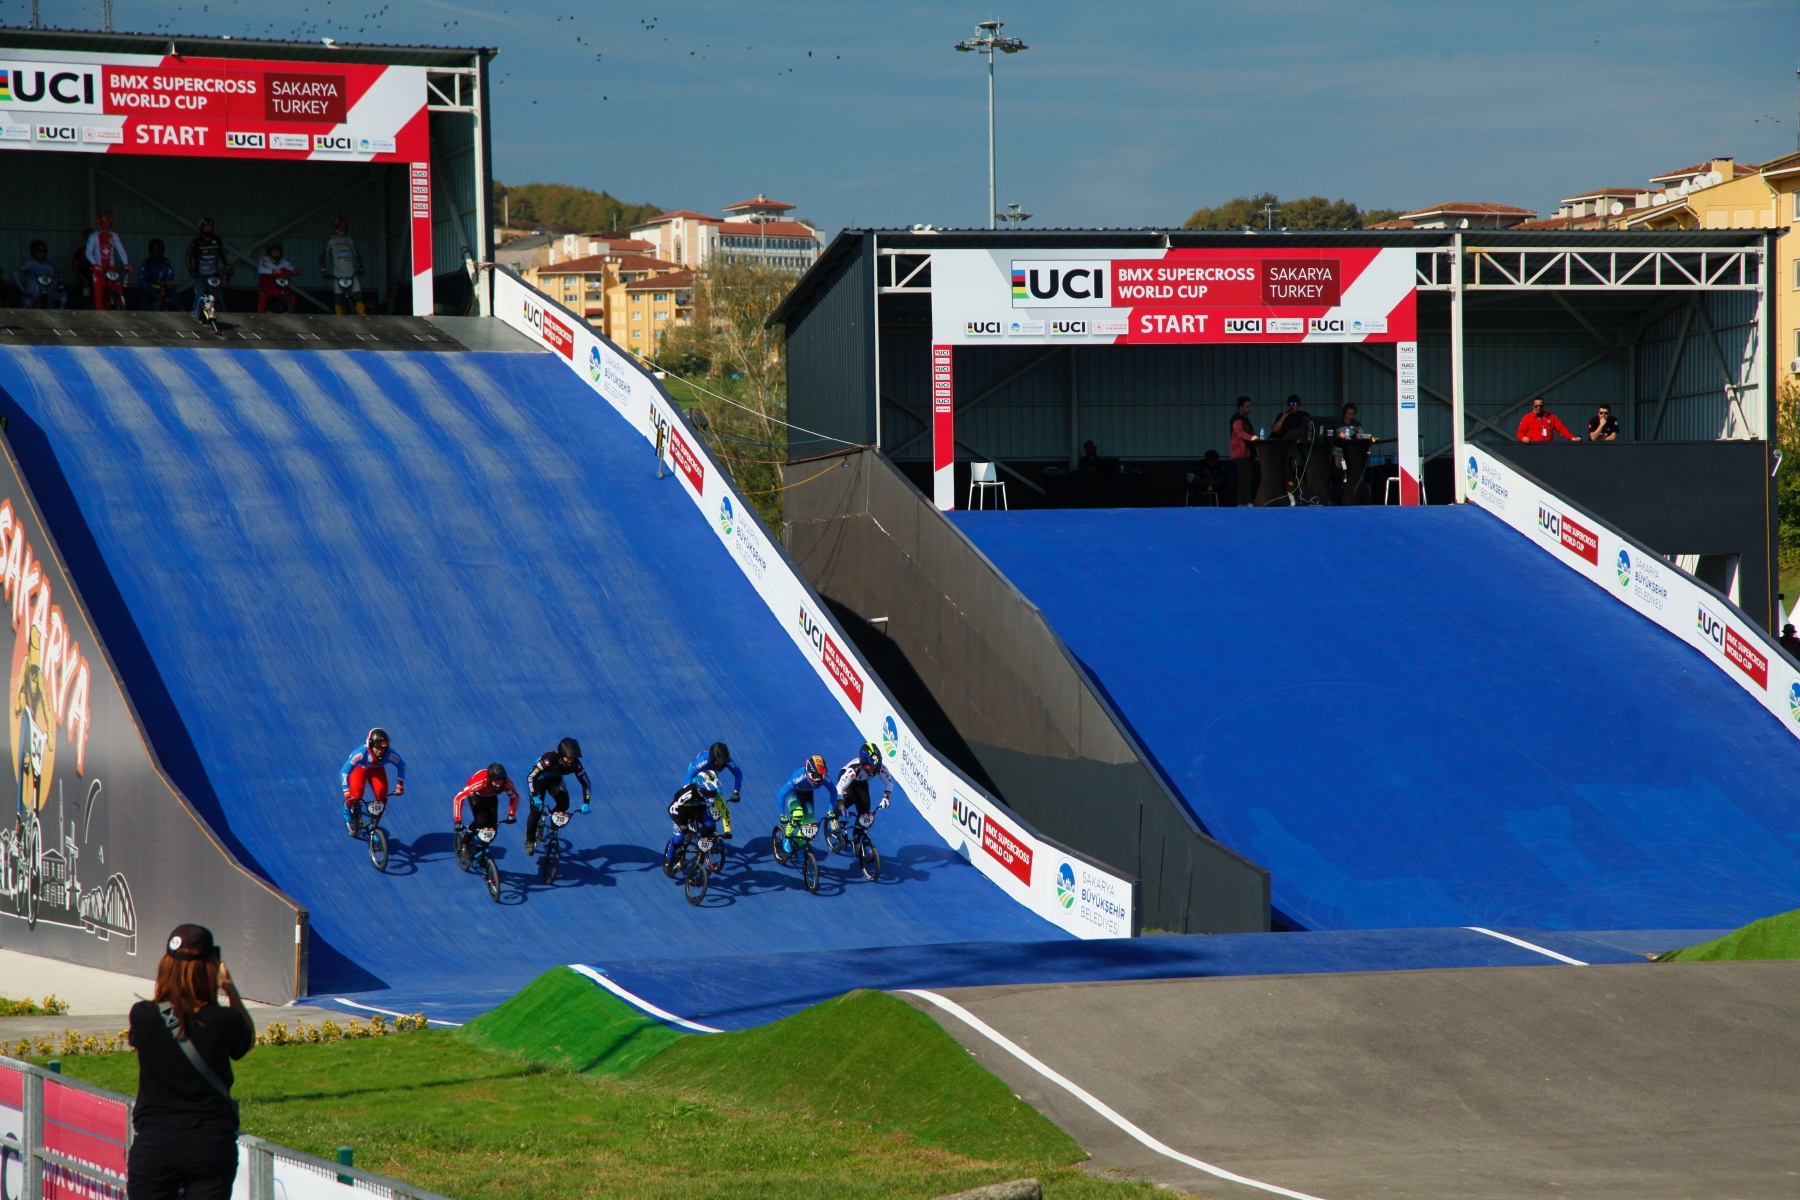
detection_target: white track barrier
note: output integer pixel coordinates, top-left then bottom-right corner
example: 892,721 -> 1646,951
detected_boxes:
1466,446 -> 1800,738
491,269 -> 1136,939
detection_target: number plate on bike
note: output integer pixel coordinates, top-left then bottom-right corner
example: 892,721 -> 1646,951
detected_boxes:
801,823 -> 819,838
698,837 -> 713,850
477,827 -> 497,843
550,811 -> 570,827
857,813 -> 874,828
366,800 -> 386,817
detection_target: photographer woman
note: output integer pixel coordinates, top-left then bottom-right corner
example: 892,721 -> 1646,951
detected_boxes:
126,924 -> 255,1200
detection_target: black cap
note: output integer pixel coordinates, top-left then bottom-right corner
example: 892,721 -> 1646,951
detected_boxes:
165,923 -> 219,960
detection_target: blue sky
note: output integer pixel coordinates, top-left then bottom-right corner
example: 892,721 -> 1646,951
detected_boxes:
9,1 -> 1800,233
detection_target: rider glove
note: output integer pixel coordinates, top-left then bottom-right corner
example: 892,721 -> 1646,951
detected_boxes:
879,795 -> 891,809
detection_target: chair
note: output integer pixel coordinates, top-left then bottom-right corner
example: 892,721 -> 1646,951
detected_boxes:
968,461 -> 1008,510
1384,475 -> 1400,505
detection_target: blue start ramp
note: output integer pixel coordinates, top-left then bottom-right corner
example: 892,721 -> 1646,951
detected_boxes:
954,506 -> 1800,933
0,345 -> 1061,1011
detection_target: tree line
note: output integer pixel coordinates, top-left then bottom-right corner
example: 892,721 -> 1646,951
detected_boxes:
1184,193 -> 1403,231
495,181 -> 664,234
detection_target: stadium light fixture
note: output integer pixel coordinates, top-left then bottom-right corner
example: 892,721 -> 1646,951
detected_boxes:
953,20 -> 1029,230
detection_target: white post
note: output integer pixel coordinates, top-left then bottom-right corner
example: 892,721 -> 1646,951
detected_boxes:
1397,342 -> 1420,504
986,52 -> 997,230
1450,232 -> 1467,503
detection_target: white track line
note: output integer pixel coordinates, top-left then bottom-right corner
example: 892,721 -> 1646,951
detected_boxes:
1464,927 -> 1588,966
568,964 -> 724,1033
328,998 -> 461,1027
905,989 -> 1331,1200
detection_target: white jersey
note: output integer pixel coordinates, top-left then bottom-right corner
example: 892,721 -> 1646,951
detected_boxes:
836,759 -> 893,796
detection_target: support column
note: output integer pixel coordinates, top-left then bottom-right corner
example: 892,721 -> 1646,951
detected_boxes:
1067,347 -> 1079,468
1397,341 -> 1420,504
1450,231 -> 1468,503
409,161 -> 434,315
932,344 -> 955,510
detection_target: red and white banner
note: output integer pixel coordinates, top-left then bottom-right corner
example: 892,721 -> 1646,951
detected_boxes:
0,48 -> 426,161
930,246 -> 1417,346
931,344 -> 955,510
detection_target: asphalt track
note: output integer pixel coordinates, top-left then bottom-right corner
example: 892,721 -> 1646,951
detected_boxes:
955,507 -> 1800,932
911,960 -> 1800,1200
0,344 -> 1060,1016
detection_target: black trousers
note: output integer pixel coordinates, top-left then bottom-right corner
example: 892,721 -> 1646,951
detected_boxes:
128,1125 -> 238,1200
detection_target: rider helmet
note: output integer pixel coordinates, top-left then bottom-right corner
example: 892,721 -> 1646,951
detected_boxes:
148,238 -> 165,256
693,769 -> 719,796
267,242 -> 283,257
366,727 -> 389,752
29,239 -> 47,257
707,741 -> 730,769
198,217 -> 215,234
95,209 -> 114,232
804,755 -> 826,785
486,762 -> 508,787
557,736 -> 582,761
332,215 -> 349,234
859,741 -> 880,767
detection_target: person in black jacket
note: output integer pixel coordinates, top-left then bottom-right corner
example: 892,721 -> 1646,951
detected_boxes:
127,924 -> 255,1200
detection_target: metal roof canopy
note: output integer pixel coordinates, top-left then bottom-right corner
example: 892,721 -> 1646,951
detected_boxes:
0,27 -> 497,314
772,227 -> 1776,506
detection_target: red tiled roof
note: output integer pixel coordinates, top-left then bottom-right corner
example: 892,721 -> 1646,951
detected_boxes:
636,209 -> 722,225
625,270 -> 695,290
722,195 -> 796,212
1511,215 -> 1581,231
717,221 -> 820,238
1649,160 -> 1757,183
1399,201 -> 1537,218
1364,218 -> 1414,229
1560,187 -> 1643,201
539,253 -> 680,275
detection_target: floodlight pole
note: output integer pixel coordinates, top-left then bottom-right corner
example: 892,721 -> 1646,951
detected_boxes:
955,21 -> 1029,230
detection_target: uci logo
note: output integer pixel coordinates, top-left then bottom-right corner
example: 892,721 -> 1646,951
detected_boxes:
34,124 -> 77,141
964,320 -> 1002,335
1308,317 -> 1346,334
1011,261 -> 1108,306
1536,504 -> 1561,540
797,606 -> 824,652
7,67 -> 97,107
1049,320 -> 1089,335
950,796 -> 983,838
521,300 -> 543,332
1223,318 -> 1262,335
224,131 -> 265,149
312,134 -> 354,152
1695,604 -> 1725,650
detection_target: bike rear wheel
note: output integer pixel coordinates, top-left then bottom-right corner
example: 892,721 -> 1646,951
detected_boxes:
541,837 -> 560,885
801,845 -> 819,893
857,834 -> 881,882
484,854 -> 501,902
368,825 -> 389,872
683,860 -> 710,906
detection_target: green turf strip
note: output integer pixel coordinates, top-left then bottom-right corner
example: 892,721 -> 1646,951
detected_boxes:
1664,906 -> 1800,961
458,966 -> 684,1077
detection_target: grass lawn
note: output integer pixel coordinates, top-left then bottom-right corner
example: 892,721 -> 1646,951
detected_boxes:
52,973 -> 1168,1200
656,375 -> 703,405
1663,906 -> 1800,961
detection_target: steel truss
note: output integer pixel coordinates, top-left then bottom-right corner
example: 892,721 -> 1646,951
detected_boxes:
1416,245 -> 1762,291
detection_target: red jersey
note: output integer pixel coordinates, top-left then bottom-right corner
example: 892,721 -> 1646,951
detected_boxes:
452,769 -> 520,823
1516,411 -> 1576,443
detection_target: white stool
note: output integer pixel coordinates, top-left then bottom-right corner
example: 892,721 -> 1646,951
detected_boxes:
1384,475 -> 1400,505
968,461 -> 1008,510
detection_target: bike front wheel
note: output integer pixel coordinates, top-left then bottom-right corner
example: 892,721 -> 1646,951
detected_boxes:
484,854 -> 501,902
684,860 -> 710,906
541,839 -> 560,885
706,839 -> 726,873
367,825 -> 389,873
801,845 -> 819,894
770,822 -> 792,865
823,817 -> 846,855
455,830 -> 472,871
857,835 -> 881,883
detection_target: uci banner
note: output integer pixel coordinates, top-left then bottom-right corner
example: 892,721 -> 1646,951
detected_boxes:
930,246 -> 1417,346
0,47 -> 427,162
492,268 -> 1139,940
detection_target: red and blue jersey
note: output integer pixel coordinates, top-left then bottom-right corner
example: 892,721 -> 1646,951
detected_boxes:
340,744 -> 406,790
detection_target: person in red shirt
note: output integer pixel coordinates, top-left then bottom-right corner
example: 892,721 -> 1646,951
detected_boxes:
1228,396 -> 1260,504
452,762 -> 519,849
1517,396 -> 1578,443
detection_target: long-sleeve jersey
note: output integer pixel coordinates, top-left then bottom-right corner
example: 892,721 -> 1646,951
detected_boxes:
775,766 -> 837,807
340,745 -> 407,791
452,770 -> 520,823
138,257 -> 175,290
836,759 -> 894,798
186,235 -> 225,278
668,782 -> 715,825
320,235 -> 364,281
85,231 -> 128,270
14,257 -> 56,291
686,750 -> 743,794
528,751 -> 591,800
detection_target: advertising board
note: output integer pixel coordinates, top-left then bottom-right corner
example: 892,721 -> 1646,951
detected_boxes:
929,246 -> 1417,346
0,48 -> 426,161
1467,445 -> 1800,739
0,438 -> 304,1001
492,268 -> 1138,937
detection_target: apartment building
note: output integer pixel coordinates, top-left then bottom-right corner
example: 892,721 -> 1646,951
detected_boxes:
525,251 -> 682,340
631,195 -> 827,271
610,269 -> 695,358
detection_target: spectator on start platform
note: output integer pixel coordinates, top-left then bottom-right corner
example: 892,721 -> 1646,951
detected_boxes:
1516,397 -> 1578,443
